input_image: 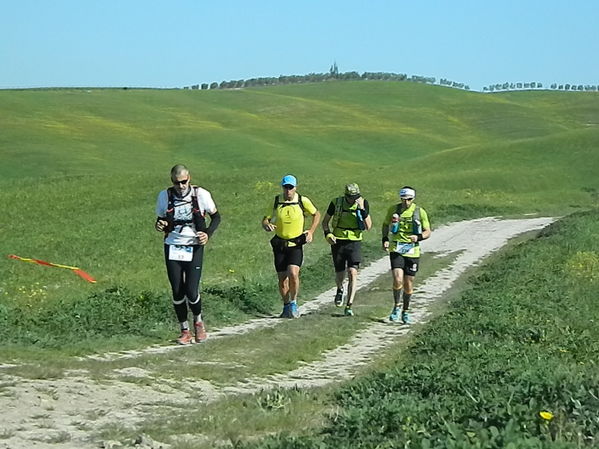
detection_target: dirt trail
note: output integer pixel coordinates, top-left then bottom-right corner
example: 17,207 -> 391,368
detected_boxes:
0,217 -> 554,449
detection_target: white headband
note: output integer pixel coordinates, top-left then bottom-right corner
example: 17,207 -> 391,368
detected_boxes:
399,188 -> 415,198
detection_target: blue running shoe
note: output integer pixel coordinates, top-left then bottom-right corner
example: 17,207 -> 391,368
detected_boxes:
344,306 -> 354,317
389,307 -> 401,322
289,301 -> 300,318
401,311 -> 410,324
279,303 -> 291,318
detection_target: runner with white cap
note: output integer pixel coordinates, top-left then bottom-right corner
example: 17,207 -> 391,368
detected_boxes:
381,186 -> 431,323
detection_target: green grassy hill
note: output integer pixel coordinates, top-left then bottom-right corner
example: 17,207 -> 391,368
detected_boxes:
1,82 -> 597,350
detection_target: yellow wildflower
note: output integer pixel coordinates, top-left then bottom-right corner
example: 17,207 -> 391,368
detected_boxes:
539,411 -> 554,420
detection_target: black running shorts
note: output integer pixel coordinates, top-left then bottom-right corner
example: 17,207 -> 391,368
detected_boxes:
272,244 -> 304,272
389,253 -> 419,276
331,240 -> 362,272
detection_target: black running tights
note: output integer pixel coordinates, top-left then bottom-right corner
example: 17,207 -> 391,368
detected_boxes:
164,245 -> 204,322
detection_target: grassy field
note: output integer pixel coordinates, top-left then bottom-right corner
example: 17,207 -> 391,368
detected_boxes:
0,82 -> 598,352
240,209 -> 599,449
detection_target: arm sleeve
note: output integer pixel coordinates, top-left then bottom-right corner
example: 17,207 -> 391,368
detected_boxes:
362,199 -> 370,216
326,201 -> 336,216
206,211 -> 221,236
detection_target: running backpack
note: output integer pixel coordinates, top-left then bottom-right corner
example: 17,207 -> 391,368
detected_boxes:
331,196 -> 365,231
395,203 -> 422,235
272,193 -> 305,213
165,186 -> 207,233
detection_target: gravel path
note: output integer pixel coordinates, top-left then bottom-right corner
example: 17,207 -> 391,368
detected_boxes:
0,217 -> 554,449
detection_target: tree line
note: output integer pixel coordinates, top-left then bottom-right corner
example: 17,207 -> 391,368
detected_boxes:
183,65 -> 596,93
484,82 -> 598,92
183,64 -> 470,91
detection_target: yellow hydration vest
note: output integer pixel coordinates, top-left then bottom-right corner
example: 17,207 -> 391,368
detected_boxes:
267,193 -> 316,240
330,197 -> 365,241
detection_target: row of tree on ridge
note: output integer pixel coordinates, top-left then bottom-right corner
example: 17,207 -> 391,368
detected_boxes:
183,63 -> 596,93
184,63 -> 470,91
184,74 -> 596,94
484,82 -> 598,92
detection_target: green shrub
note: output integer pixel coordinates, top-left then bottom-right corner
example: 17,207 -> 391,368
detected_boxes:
0,286 -> 171,347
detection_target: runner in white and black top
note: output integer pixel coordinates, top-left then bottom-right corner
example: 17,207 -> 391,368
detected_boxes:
155,164 -> 221,345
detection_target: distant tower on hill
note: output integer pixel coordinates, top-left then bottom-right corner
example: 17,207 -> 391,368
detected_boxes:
329,61 -> 339,77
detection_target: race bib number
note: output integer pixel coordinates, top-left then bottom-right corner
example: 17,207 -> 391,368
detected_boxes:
394,242 -> 416,255
169,245 -> 193,261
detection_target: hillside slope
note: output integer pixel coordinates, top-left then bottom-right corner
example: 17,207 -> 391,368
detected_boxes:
0,82 -> 597,350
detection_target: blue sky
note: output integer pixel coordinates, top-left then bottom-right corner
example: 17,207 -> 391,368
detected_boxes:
1,0 -> 597,90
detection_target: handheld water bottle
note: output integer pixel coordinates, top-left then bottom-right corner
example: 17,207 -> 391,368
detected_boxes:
391,213 -> 400,234
356,208 -> 366,230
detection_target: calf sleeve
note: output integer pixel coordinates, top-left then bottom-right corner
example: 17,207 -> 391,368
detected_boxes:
393,288 -> 402,307
403,292 -> 412,311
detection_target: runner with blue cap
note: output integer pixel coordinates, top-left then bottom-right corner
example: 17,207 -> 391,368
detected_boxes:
262,174 -> 320,318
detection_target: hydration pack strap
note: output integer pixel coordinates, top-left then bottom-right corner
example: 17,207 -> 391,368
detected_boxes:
395,203 -> 421,235
166,186 -> 206,233
273,193 -> 305,213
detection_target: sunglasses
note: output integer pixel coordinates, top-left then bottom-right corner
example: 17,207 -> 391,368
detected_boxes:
282,184 -> 295,189
401,197 -> 414,201
173,178 -> 189,186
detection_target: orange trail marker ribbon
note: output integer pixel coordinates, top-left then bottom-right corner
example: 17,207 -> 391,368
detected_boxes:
8,254 -> 97,283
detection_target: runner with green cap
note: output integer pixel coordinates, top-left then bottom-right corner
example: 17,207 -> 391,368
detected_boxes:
322,183 -> 372,316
